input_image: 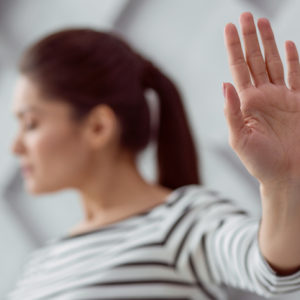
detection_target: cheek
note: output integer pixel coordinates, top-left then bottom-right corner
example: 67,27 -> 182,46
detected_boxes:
27,128 -> 89,185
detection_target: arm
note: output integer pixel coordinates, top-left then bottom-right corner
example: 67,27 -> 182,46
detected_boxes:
259,184 -> 300,275
185,188 -> 300,298
224,12 -> 300,275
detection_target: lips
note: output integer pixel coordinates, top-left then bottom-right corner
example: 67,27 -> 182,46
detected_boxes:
21,166 -> 33,175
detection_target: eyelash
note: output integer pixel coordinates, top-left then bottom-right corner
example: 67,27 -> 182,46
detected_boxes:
24,122 -> 37,130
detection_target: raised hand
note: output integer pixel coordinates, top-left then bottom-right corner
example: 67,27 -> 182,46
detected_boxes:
224,12 -> 300,187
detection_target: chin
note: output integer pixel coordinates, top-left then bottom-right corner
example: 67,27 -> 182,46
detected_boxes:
23,180 -> 66,195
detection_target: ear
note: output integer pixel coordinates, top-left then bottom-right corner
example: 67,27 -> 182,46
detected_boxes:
83,104 -> 121,150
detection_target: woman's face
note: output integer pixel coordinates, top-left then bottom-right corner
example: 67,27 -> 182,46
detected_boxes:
11,76 -> 93,195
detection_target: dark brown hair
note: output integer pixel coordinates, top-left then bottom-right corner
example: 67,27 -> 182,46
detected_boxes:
19,28 -> 201,189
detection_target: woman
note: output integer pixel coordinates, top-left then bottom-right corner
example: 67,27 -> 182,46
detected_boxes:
7,12 -> 300,299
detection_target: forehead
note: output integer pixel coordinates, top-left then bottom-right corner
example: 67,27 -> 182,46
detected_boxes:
12,76 -> 72,119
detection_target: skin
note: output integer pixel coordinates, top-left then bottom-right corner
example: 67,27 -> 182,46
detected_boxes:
11,76 -> 172,237
224,12 -> 300,274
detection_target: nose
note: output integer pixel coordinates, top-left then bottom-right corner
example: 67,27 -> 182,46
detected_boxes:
11,134 -> 25,156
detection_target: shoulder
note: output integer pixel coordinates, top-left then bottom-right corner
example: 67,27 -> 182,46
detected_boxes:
170,184 -> 229,208
169,184 -> 249,220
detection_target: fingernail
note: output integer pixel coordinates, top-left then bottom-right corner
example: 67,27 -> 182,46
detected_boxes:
286,40 -> 295,48
222,82 -> 226,98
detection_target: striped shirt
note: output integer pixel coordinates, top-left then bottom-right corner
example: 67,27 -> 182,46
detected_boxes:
7,184 -> 300,299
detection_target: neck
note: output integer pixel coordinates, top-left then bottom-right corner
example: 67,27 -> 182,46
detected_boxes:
75,151 -> 172,231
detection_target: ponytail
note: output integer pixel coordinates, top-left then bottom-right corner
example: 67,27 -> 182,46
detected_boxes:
142,60 -> 202,189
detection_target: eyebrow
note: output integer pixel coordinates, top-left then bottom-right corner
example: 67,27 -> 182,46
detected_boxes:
12,106 -> 41,119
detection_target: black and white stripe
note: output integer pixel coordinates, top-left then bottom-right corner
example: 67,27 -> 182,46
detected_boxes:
7,185 -> 300,299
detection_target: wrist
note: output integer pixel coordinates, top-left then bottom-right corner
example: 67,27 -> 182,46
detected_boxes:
260,182 -> 300,225
259,182 -> 300,274
260,180 -> 300,203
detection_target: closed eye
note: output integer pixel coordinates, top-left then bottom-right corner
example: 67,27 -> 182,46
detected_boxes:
24,122 -> 37,130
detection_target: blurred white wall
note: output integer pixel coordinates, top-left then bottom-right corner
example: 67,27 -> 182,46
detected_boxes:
1,1 -> 300,299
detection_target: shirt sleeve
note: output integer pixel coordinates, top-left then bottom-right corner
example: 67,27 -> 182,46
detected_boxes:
185,188 -> 300,298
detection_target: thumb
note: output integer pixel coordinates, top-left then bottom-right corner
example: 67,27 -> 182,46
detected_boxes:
223,82 -> 244,145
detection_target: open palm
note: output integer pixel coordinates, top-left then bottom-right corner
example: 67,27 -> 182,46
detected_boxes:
224,12 -> 300,186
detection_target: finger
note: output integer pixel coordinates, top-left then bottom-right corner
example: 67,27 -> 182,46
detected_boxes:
285,40 -> 300,90
240,12 -> 269,86
257,18 -> 285,85
223,82 -> 244,148
224,23 -> 252,93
